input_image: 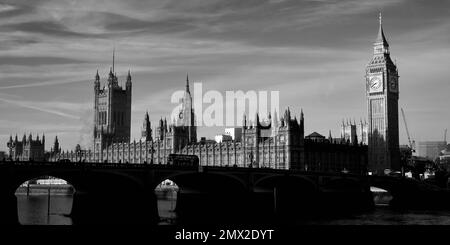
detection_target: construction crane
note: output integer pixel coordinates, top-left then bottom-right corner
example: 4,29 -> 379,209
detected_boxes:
401,108 -> 415,152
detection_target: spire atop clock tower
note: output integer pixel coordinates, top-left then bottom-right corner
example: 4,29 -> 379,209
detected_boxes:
374,12 -> 389,55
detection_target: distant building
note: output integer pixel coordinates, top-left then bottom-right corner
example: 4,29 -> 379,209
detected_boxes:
416,141 -> 447,160
214,127 -> 242,143
7,134 -> 45,161
199,137 -> 216,144
340,119 -> 368,145
224,128 -> 242,142
214,134 -> 232,143
305,132 -> 326,142
36,177 -> 68,185
439,144 -> 450,170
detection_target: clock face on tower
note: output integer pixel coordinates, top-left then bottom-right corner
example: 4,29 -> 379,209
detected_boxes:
369,75 -> 383,93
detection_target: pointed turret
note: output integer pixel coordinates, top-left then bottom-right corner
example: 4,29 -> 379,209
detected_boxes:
127,70 -> 132,83
284,108 -> 291,123
7,135 -> 13,148
300,109 -> 304,135
53,136 -> 60,153
186,73 -> 190,93
107,67 -> 114,86
95,70 -> 100,82
284,108 -> 291,129
141,111 -> 152,142
164,117 -> 168,132
375,12 -> 389,47
112,46 -> 115,74
373,12 -> 390,55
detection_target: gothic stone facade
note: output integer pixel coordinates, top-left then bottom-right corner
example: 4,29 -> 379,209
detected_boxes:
50,72 -> 367,173
304,136 -> 368,175
7,134 -> 45,161
340,119 -> 369,146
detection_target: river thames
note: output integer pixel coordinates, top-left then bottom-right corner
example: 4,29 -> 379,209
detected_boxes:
15,191 -> 450,225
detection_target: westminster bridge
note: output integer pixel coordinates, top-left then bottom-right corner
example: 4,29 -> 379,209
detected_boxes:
0,161 -> 449,225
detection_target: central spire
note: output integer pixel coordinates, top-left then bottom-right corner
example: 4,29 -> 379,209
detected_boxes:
112,46 -> 115,74
375,12 -> 389,47
186,73 -> 190,93
379,12 -> 382,25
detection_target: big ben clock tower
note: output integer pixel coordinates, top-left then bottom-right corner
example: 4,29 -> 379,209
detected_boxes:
366,13 -> 400,174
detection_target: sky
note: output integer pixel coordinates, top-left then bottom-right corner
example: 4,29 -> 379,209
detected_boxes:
0,0 -> 449,152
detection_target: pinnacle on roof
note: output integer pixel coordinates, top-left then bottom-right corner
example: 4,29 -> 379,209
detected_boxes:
186,73 -> 190,93
375,12 -> 389,47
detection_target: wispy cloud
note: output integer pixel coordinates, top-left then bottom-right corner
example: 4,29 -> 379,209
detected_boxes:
0,56 -> 86,66
0,3 -> 17,13
0,79 -> 87,90
0,97 -> 81,119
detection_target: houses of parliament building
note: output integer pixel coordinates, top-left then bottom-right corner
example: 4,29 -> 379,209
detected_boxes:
9,16 -> 404,175
46,67 -> 368,174
48,68 -> 367,173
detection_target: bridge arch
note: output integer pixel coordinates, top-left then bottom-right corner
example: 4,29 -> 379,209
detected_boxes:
154,179 -> 179,225
158,171 -> 248,192
254,174 -> 318,191
322,177 -> 365,192
11,170 -> 80,195
253,174 -> 320,221
154,172 -> 249,224
321,177 -> 373,213
10,168 -> 147,195
15,175 -> 75,225
9,168 -> 159,224
369,186 -> 393,206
